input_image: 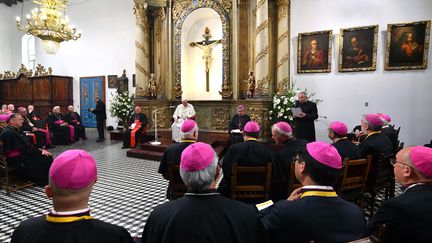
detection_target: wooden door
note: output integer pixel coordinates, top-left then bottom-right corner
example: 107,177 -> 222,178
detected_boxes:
80,76 -> 105,128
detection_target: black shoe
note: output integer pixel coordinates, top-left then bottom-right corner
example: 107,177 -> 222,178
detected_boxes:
46,145 -> 56,149
121,146 -> 130,149
96,138 -> 105,142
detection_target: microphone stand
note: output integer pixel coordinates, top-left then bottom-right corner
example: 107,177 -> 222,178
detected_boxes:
150,106 -> 175,145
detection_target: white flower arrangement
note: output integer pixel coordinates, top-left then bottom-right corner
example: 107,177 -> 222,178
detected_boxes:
109,91 -> 135,123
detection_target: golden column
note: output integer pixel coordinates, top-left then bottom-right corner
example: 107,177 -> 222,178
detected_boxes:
276,0 -> 290,94
134,0 -> 151,97
254,0 -> 270,97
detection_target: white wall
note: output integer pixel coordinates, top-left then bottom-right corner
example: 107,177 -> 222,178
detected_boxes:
9,0 -> 136,127
0,5 -> 12,71
291,0 -> 432,146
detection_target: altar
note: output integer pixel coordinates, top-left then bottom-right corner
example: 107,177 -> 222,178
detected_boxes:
133,0 -> 290,136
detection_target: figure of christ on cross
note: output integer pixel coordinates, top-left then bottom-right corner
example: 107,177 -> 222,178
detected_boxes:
189,27 -> 222,92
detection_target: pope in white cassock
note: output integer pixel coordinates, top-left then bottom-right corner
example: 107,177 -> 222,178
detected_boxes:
172,99 -> 196,142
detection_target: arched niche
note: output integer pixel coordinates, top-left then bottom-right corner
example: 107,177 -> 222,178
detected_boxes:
174,1 -> 231,100
181,8 -> 223,100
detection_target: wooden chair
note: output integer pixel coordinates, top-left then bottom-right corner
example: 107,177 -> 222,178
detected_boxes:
347,224 -> 386,243
167,162 -> 187,200
0,141 -> 34,195
288,162 -> 302,194
337,155 -> 372,206
364,154 -> 394,217
231,162 -> 272,201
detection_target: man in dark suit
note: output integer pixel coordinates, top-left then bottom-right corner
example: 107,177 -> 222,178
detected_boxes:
328,121 -> 361,160
368,146 -> 432,242
90,96 -> 107,142
218,121 -> 273,197
271,121 -> 307,201
11,149 -> 134,243
293,92 -> 318,142
259,142 -> 367,243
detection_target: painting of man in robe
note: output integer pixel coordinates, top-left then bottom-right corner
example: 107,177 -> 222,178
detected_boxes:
298,30 -> 332,73
386,20 -> 431,70
339,25 -> 378,72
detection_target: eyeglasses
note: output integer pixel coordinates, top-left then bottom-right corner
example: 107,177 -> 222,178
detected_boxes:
391,159 -> 418,171
292,156 -> 302,163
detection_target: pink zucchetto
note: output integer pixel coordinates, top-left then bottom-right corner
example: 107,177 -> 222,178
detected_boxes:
275,122 -> 292,133
181,119 -> 197,133
180,142 -> 215,172
330,121 -> 348,136
410,146 -> 432,177
363,114 -> 383,127
306,141 -> 342,169
49,149 -> 97,190
377,113 -> 391,123
244,121 -> 260,133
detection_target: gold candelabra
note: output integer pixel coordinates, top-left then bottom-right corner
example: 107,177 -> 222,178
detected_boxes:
16,0 -> 81,55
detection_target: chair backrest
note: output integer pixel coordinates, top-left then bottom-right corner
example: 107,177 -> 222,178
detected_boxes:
231,162 -> 272,200
288,162 -> 302,193
168,162 -> 188,200
34,119 -> 47,129
338,155 -> 372,193
371,154 -> 394,191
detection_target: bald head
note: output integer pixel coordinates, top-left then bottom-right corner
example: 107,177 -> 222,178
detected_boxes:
394,147 -> 432,185
17,107 -> 27,116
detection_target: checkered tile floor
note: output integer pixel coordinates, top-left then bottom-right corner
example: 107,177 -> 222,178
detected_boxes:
0,129 -> 168,243
0,128 -> 402,243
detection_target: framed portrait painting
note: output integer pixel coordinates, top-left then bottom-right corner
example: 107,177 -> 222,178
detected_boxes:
385,20 -> 431,70
297,30 -> 332,73
339,25 -> 378,72
108,75 -> 118,89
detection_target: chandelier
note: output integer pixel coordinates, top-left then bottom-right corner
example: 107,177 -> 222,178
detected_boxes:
16,0 -> 81,55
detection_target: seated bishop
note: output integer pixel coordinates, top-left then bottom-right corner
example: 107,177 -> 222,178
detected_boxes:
47,106 -> 74,145
11,149 -> 134,243
18,107 -> 52,148
122,106 -> 148,149
171,99 -> 195,143
64,105 -> 87,140
228,104 -> 251,145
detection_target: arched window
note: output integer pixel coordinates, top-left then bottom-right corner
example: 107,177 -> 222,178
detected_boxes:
22,34 -> 36,69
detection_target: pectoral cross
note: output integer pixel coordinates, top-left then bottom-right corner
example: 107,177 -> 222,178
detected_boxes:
189,27 -> 222,92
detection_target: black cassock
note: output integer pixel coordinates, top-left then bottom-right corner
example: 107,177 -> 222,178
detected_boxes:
20,116 -> 46,148
228,114 -> 251,145
218,139 -> 273,197
64,111 -> 86,140
380,126 -> 398,152
333,138 -> 361,160
158,141 -> 195,178
141,190 -> 263,243
11,211 -> 134,243
123,113 -> 148,148
293,101 -> 318,142
271,138 -> 307,201
368,184 -> 432,243
47,113 -> 71,145
259,187 -> 367,243
359,132 -> 393,171
27,111 -> 40,120
0,125 -> 52,185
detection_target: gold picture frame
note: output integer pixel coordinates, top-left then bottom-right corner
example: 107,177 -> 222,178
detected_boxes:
297,30 -> 332,73
385,20 -> 431,70
339,25 -> 378,72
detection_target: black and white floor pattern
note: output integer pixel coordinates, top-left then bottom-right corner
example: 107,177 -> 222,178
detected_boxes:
0,129 -> 168,243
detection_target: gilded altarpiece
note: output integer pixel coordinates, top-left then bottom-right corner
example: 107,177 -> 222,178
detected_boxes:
133,0 -> 289,135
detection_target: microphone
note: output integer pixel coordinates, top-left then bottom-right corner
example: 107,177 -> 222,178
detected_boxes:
153,106 -> 175,113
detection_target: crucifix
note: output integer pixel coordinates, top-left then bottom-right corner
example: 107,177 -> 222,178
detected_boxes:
189,27 -> 222,92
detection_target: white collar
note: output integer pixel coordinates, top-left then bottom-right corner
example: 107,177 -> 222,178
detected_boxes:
301,185 -> 334,190
403,183 -> 425,193
50,207 -> 90,215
